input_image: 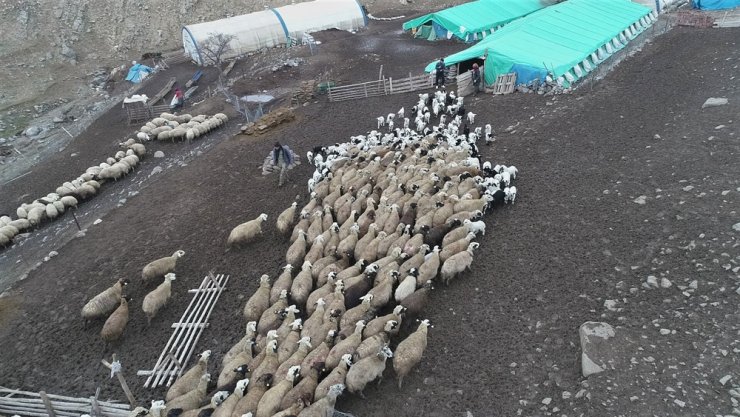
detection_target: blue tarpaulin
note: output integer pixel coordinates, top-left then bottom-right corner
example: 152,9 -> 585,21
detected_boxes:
692,0 -> 739,9
125,63 -> 154,83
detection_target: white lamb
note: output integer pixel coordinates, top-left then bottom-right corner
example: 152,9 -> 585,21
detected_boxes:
467,112 -> 476,125
504,186 -> 517,204
386,113 -> 395,125
377,116 -> 385,129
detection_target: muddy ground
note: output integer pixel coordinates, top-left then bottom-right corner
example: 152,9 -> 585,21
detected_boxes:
0,18 -> 738,417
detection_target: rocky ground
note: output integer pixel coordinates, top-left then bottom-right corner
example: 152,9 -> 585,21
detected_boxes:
0,13 -> 738,417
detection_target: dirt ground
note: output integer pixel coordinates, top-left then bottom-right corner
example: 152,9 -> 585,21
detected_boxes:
0,18 -> 738,417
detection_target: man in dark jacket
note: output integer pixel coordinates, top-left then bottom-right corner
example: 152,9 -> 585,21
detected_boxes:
435,58 -> 446,88
272,142 -> 293,187
471,63 -> 482,95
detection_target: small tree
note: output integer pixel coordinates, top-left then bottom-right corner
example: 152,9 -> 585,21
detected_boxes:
200,32 -> 236,68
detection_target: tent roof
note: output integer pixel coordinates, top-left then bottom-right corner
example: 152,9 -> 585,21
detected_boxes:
402,0 -> 547,41
426,0 -> 651,79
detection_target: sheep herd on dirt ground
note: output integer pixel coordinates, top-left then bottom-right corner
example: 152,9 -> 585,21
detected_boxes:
78,91 -> 519,417
0,111 -> 229,249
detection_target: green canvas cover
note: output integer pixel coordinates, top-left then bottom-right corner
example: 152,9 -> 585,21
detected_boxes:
402,0 -> 547,42
425,0 -> 653,86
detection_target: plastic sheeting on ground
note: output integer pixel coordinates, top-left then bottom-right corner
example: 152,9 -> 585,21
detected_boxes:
402,0 -> 547,42
182,0 -> 366,65
692,0 -> 740,10
125,64 -> 154,83
425,0 -> 655,87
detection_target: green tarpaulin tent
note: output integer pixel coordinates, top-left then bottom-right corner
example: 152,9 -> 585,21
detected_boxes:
402,0 -> 548,43
425,0 -> 655,87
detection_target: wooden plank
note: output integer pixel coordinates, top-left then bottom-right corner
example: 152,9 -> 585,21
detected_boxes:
222,60 -> 236,77
39,391 -> 56,417
150,77 -> 177,105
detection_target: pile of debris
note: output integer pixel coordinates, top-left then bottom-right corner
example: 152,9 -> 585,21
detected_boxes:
291,80 -> 317,104
516,77 -> 568,96
271,57 -> 304,72
239,107 -> 295,135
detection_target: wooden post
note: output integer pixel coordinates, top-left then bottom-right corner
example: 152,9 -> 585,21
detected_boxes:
378,65 -> 383,80
90,388 -> 103,417
389,77 -> 393,94
39,391 -> 56,417
101,354 -> 136,408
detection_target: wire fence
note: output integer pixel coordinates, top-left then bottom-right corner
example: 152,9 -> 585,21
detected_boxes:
220,88 -> 265,122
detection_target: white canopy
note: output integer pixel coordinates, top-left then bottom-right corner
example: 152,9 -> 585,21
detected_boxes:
183,0 -> 367,65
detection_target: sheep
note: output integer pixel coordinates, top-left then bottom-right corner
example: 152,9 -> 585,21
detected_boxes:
325,320 -> 365,370
142,273 -> 176,325
314,354 -> 350,401
377,116 -> 385,129
290,261 -> 313,308
244,274 -> 271,323
142,250 -> 185,283
298,384 -> 344,417
231,375 -> 271,417
223,322 -> 257,367
440,242 -> 479,285
278,361 -> 322,411
257,291 -> 289,335
26,206 -> 46,226
393,319 -> 431,388
286,231 -> 307,267
100,295 -> 132,346
504,186 -> 517,204
394,268 -> 419,303
345,346 -> 393,398
81,278 -> 130,322
164,373 -> 210,415
174,391 -> 229,417
401,280 -> 433,321
439,232 -> 477,263
277,202 -> 298,235
211,379 -> 249,417
227,213 -> 268,248
271,264 -> 294,304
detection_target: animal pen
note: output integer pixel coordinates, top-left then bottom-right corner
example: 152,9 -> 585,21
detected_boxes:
137,273 -> 229,388
0,387 -> 130,417
327,68 -> 458,102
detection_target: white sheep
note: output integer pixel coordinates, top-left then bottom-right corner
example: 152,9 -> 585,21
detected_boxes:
227,213 -> 268,248
466,112 -> 476,125
142,250 -> 185,282
142,273 -> 176,325
440,242 -> 479,285
504,186 -> 517,204
377,116 -> 385,129
136,132 -> 150,141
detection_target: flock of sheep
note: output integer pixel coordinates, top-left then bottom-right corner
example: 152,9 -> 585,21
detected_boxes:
136,112 -> 229,142
0,139 -> 147,247
89,91 -> 519,417
0,111 -> 230,249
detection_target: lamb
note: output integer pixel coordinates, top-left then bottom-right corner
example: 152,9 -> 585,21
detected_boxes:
227,213 -> 268,247
393,319 -> 431,388
243,274 -> 271,323
345,346 -> 393,398
376,116 -> 385,129
277,202 -> 298,235
504,186 -> 517,204
142,250 -> 185,283
100,295 -> 132,346
440,242 -> 479,285
142,273 -> 176,325
81,278 -> 130,321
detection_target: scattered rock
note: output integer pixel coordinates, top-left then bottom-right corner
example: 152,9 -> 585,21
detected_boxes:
682,185 -> 694,192
660,277 -> 672,288
720,375 -> 732,386
702,97 -> 728,108
53,117 -> 64,123
579,321 -> 616,377
24,126 -> 42,137
48,251 -> 58,258
604,300 -> 618,311
659,328 -> 671,335
633,195 -> 647,205
70,153 -> 79,157
151,166 -> 163,176
153,150 -> 165,158
646,275 -> 659,288
673,399 -> 685,408
732,222 -> 740,232
715,125 -> 726,130
93,219 -> 102,225
541,397 -> 552,405
653,134 -> 661,139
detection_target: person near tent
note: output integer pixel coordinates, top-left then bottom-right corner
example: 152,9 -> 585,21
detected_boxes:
170,86 -> 184,110
434,58 -> 446,88
471,63 -> 482,96
272,142 -> 294,187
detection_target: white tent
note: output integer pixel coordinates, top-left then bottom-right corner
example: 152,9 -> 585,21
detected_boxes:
182,0 -> 367,65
